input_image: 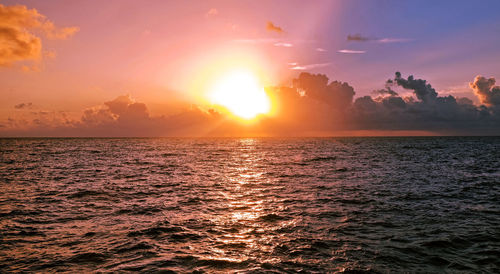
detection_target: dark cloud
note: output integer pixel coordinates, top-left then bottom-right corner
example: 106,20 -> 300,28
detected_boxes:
391,72 -> 438,102
14,102 -> 33,109
292,72 -> 355,111
266,21 -> 283,33
469,76 -> 500,107
0,4 -> 78,67
347,34 -> 370,42
457,97 -> 473,105
348,73 -> 500,134
266,72 -> 499,134
372,87 -> 398,97
381,96 -> 406,109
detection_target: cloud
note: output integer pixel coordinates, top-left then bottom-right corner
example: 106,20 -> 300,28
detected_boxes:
292,72 -> 355,110
0,4 -> 78,68
390,72 -> 438,102
290,63 -> 331,70
316,48 -> 327,52
349,72 -> 500,134
1,95 -> 227,137
205,8 -> 218,18
266,21 -> 283,33
274,42 -> 293,47
81,95 -> 151,128
42,22 -> 79,40
372,87 -> 398,97
338,49 -> 366,54
469,76 -> 500,107
347,34 -> 411,43
14,102 -> 33,109
377,38 -> 413,43
264,72 -> 499,135
2,74 -> 500,137
347,34 -> 370,42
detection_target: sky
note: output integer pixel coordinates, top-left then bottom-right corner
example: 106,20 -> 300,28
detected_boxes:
1,0 -> 500,136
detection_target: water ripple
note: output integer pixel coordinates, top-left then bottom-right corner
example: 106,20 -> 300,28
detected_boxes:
0,137 -> 499,272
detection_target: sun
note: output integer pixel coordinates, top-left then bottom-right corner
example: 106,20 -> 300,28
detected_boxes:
208,70 -> 271,119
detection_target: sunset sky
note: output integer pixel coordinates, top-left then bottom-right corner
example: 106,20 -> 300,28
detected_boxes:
1,0 -> 500,136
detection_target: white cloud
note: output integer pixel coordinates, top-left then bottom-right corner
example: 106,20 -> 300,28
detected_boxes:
290,62 -> 331,70
338,49 -> 366,54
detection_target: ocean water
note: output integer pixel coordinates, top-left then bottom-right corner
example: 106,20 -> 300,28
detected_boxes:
0,137 -> 499,273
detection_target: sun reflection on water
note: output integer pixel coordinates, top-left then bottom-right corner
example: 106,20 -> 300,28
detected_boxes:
158,138 -> 299,268
206,138 -> 284,263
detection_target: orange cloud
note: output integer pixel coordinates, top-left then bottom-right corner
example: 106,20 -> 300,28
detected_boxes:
469,76 -> 500,107
266,21 -> 283,33
0,4 -> 78,67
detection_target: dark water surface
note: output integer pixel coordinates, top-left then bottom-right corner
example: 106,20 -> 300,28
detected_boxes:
0,137 -> 499,273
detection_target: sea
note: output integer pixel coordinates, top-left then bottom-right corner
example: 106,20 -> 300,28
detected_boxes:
0,137 -> 499,273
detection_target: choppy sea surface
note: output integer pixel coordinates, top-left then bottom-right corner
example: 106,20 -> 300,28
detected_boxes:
0,137 -> 499,273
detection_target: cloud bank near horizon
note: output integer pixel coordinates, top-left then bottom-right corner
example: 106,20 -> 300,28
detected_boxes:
1,72 -> 499,136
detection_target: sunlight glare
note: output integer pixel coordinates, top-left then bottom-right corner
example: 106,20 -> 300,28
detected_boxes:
208,70 -> 271,119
